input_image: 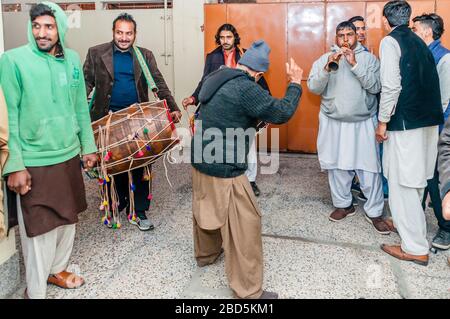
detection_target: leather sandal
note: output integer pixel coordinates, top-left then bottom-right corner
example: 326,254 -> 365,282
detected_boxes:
47,271 -> 85,289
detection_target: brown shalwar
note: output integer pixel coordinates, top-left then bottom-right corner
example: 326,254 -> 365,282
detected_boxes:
192,167 -> 263,299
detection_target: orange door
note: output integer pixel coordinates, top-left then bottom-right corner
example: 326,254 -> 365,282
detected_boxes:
409,1 -> 436,21
227,3 -> 289,151
287,3 -> 325,153
204,4 -> 227,56
366,2 -> 388,57
436,0 -> 450,48
325,2 -> 366,50
203,1 -> 448,154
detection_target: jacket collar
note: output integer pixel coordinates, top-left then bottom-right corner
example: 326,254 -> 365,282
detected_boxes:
101,42 -> 114,80
429,39 -> 450,65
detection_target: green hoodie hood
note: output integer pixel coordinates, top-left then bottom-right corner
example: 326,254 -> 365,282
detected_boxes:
0,1 -> 97,176
27,1 -> 68,54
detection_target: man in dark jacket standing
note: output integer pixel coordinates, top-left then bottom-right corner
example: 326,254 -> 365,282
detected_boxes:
183,24 -> 269,197
191,40 -> 303,299
376,1 -> 444,266
83,13 -> 181,231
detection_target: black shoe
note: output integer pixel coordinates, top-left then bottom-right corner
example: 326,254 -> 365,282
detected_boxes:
250,182 -> 260,197
351,181 -> 362,194
352,194 -> 359,207
259,290 -> 278,299
357,192 -> 367,201
431,229 -> 450,250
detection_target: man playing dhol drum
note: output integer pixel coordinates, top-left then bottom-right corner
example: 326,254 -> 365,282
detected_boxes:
84,13 -> 181,231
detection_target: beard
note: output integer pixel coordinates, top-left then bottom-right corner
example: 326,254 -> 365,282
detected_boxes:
222,43 -> 234,50
35,38 -> 57,52
115,39 -> 134,50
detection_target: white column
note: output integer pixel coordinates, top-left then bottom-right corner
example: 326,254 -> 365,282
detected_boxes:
0,0 -> 4,53
173,0 -> 205,136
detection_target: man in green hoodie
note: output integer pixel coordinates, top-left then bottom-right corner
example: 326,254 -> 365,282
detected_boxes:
0,2 -> 97,298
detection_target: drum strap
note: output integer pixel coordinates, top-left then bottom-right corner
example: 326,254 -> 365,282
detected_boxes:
88,90 -> 96,111
133,45 -> 159,98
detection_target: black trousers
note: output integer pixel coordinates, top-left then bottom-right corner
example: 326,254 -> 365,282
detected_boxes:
107,167 -> 150,215
422,163 -> 450,232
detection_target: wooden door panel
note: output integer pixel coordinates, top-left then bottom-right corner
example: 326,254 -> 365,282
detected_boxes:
326,2 -> 366,49
287,81 -> 321,153
204,4 -> 227,56
287,3 -> 325,152
436,0 -> 450,48
227,3 -> 289,150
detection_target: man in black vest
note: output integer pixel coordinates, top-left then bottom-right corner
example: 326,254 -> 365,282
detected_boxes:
376,0 -> 444,266
183,24 -> 269,197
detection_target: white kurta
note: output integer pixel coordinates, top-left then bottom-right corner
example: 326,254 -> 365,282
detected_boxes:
383,126 -> 438,188
317,112 -> 381,173
245,138 -> 257,183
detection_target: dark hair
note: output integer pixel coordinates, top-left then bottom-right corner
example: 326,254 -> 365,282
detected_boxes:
113,13 -> 137,32
215,23 -> 240,47
413,13 -> 445,40
30,3 -> 55,21
383,0 -> 411,27
336,21 -> 357,34
348,16 -> 365,24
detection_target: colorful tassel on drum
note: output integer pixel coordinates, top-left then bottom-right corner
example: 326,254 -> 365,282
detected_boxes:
147,193 -> 153,200
112,222 -> 122,229
104,151 -> 112,162
101,215 -> 111,226
135,150 -> 144,158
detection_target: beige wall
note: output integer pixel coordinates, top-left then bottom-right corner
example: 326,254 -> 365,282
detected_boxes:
0,0 -> 17,267
2,6 -> 176,93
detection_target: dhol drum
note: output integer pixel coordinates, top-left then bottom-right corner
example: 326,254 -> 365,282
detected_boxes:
91,100 -> 179,176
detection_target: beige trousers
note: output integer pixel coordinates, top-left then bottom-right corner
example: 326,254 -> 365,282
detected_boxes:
192,168 -> 263,299
17,196 -> 76,299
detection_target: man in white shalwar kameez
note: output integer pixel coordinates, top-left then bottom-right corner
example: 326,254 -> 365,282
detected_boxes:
376,1 -> 444,266
308,21 -> 393,234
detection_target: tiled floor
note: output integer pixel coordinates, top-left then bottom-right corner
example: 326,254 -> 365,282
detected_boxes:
8,152 -> 450,299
